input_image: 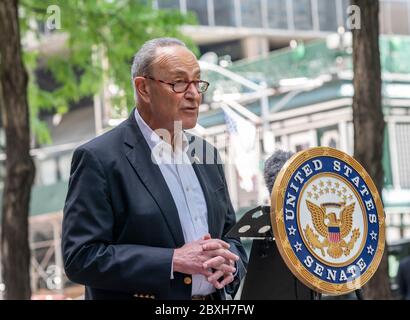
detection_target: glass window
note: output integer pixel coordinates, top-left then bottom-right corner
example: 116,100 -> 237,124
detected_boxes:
320,129 -> 340,149
187,0 -> 208,25
317,0 -> 338,31
379,1 -> 390,34
59,153 -> 74,181
390,2 -> 409,35
342,0 -> 351,29
267,0 -> 288,29
289,131 -> 316,153
241,0 -> 262,28
214,0 -> 236,26
396,123 -> 410,188
293,0 -> 313,30
199,39 -> 242,61
38,158 -> 57,186
157,0 -> 180,10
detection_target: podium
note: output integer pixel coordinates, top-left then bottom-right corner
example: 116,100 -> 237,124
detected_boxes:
227,206 -> 316,300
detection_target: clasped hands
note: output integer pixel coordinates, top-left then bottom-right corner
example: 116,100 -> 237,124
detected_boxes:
172,233 -> 239,289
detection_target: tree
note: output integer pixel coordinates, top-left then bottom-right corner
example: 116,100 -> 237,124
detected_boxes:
1,0 -> 196,299
351,0 -> 391,299
0,0 -> 35,299
20,0 -> 197,143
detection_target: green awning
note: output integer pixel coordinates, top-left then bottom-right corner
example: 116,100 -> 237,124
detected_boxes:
0,181 -> 68,218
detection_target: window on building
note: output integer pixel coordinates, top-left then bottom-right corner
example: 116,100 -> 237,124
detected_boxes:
293,0 -> 313,30
240,0 -> 262,28
389,1 -> 409,35
37,158 -> 58,186
214,0 -> 236,26
342,0 -> 351,29
383,127 -> 393,187
199,39 -> 243,61
289,131 -> 316,152
59,153 -> 74,181
319,128 -> 340,149
379,1 -> 390,34
267,0 -> 288,29
157,0 -> 180,10
396,123 -> 410,188
317,0 -> 338,31
187,0 -> 208,25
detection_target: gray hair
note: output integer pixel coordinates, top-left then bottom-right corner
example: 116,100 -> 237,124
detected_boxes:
131,37 -> 187,101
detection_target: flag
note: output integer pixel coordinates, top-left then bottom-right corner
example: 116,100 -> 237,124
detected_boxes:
221,104 -> 258,192
328,226 -> 341,243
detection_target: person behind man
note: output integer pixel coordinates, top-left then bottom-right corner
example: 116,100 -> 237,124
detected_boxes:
397,256 -> 410,300
62,37 -> 247,300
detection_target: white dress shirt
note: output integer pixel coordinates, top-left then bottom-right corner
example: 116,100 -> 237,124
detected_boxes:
134,108 -> 215,296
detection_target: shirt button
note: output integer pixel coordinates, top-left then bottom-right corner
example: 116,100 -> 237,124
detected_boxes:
185,186 -> 190,192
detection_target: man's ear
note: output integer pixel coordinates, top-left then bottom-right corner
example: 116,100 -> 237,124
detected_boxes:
134,77 -> 150,103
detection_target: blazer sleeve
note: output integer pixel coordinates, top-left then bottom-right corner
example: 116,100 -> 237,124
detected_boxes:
62,147 -> 174,296
217,161 -> 248,297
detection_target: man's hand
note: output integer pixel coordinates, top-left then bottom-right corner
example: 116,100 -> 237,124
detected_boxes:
201,234 -> 239,289
203,257 -> 236,290
172,234 -> 238,279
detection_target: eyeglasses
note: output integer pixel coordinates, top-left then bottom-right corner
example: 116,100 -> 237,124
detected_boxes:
144,76 -> 209,93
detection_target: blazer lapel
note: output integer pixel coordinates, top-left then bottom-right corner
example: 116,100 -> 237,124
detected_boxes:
123,112 -> 185,247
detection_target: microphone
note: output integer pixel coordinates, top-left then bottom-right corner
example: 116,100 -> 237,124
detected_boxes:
263,150 -> 294,195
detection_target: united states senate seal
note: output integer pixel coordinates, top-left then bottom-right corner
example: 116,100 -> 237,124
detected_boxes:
271,147 -> 385,295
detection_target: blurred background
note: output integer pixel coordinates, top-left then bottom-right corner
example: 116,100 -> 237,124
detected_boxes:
0,0 -> 409,300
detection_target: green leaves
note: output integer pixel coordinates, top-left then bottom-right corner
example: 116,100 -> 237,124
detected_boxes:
20,0 -> 197,144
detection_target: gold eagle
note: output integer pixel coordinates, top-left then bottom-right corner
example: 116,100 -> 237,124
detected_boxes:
304,200 -> 360,258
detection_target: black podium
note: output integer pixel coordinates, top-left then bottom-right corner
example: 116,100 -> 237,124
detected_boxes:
227,206 -> 316,300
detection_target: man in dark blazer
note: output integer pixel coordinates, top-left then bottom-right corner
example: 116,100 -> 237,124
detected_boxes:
62,38 -> 247,300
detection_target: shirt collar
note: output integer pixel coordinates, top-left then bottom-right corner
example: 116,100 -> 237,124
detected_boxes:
134,107 -> 189,154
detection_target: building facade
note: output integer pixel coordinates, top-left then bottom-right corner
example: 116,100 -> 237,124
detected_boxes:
156,0 -> 410,60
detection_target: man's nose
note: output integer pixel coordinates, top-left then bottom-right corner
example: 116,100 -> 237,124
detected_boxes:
185,82 -> 200,97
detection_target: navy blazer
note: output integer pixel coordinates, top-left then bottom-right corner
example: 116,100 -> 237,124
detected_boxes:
62,110 -> 248,300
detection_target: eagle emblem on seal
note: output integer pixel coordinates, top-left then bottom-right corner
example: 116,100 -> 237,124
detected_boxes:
304,200 -> 361,258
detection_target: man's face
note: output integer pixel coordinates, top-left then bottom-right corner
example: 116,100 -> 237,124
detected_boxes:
144,46 -> 202,132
